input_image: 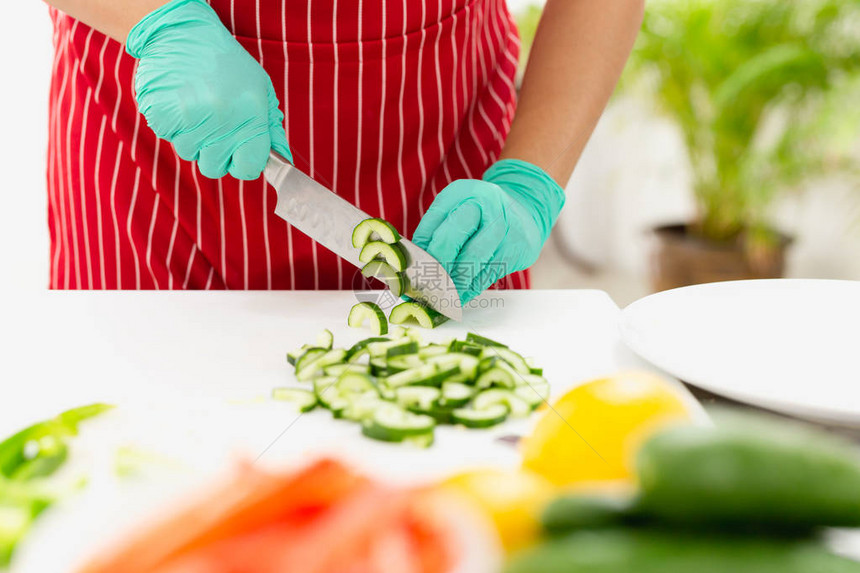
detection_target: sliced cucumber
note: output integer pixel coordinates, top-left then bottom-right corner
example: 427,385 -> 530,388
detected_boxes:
395,386 -> 442,412
425,353 -> 479,383
473,389 -> 532,418
475,362 -> 519,389
352,217 -> 401,248
482,346 -> 530,374
359,241 -> 408,272
452,404 -> 509,428
271,388 -> 317,412
418,344 -> 449,359
387,354 -> 425,372
323,363 -> 370,377
340,392 -> 387,422
448,340 -> 483,356
438,382 -> 474,408
361,404 -> 435,444
312,376 -> 341,408
345,336 -> 389,362
293,347 -> 326,372
529,366 -> 544,376
514,384 -> 547,409
361,260 -> 409,297
465,332 -> 507,348
389,301 -> 449,329
386,340 -> 419,358
384,364 -> 459,388
296,348 -> 347,382
287,344 -> 315,366
348,302 -> 388,335
369,358 -> 392,377
315,329 -> 334,350
335,371 -> 377,396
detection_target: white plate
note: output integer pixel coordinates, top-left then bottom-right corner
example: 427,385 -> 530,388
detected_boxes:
620,279 -> 860,426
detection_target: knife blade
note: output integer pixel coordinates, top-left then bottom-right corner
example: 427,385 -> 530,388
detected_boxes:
264,151 -> 463,321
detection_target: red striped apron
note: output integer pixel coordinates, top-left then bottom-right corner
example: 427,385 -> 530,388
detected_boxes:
47,0 -> 528,291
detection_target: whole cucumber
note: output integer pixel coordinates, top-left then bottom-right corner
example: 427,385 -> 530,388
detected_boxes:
541,494 -> 639,535
635,414 -> 860,528
504,529 -> 860,573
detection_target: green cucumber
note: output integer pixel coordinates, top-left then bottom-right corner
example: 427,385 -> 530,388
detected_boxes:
352,217 -> 401,248
361,260 -> 409,297
389,301 -> 449,329
452,404 -> 509,428
475,362 -> 519,389
473,389 -> 532,418
315,329 -> 334,350
482,346 -> 530,374
293,347 -> 326,372
438,382 -> 474,408
345,337 -> 389,362
359,241 -> 408,272
418,344 -> 449,359
385,340 -> 419,358
636,415 -> 860,528
395,386 -> 442,412
369,358 -> 391,377
361,404 -> 436,445
448,340 -> 483,356
271,388 -> 317,412
323,363 -> 371,377
425,353 -> 479,383
514,379 -> 550,409
340,392 -> 387,422
504,529 -> 860,573
296,348 -> 347,381
466,332 -> 507,348
347,302 -> 388,335
334,371 -> 377,396
386,354 -> 425,372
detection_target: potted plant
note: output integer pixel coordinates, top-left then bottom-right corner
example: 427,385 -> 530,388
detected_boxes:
621,0 -> 860,291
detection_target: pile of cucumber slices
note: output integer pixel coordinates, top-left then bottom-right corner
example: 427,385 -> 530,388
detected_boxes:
274,329 -> 550,447
350,218 -> 448,333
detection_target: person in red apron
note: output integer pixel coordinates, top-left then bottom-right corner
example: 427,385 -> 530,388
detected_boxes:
44,0 -> 643,300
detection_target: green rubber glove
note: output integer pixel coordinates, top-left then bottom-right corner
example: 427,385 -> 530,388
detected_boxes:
125,0 -> 291,180
413,159 -> 565,304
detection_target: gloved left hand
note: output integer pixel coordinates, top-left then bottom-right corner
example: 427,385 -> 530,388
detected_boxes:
413,159 -> 565,304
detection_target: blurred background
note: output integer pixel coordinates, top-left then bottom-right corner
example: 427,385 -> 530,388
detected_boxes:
2,0 -> 859,304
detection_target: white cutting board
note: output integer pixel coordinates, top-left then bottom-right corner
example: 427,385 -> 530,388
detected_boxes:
2,290 -> 703,572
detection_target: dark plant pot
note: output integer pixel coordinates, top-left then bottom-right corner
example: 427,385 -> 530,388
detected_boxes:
650,223 -> 793,292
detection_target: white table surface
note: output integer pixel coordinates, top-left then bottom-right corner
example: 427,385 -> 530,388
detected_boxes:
1,289 -> 704,572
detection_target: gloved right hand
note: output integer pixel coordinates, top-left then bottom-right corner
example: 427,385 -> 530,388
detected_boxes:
125,0 -> 291,180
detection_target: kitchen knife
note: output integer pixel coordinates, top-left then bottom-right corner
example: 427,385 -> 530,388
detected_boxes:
264,151 -> 463,321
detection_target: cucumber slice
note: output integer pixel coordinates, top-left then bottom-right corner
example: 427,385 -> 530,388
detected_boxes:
271,388 -> 317,412
359,241 -> 408,272
312,376 -> 340,408
293,347 -> 326,372
361,260 -> 409,297
465,332 -> 507,348
287,344 -> 315,366
386,340 -> 419,358
385,364 -> 438,388
340,391 -> 387,422
514,384 -> 546,409
348,302 -> 388,335
529,366 -> 544,376
448,340 -> 483,356
418,344 -> 449,359
389,301 -> 449,329
315,329 -> 334,350
367,338 -> 411,358
473,389 -> 532,418
475,363 -> 518,389
361,404 -> 436,443
296,349 -> 347,382
425,353 -> 479,383
439,382 -> 474,408
323,363 -> 371,377
452,404 -> 509,428
386,354 -> 424,372
345,336 -> 390,362
369,357 -> 392,376
395,386 -> 442,412
352,217 -> 401,248
335,372 -> 377,396
482,346 -> 530,374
